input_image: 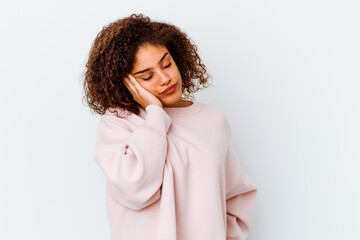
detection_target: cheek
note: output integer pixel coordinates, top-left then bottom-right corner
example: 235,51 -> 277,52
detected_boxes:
174,66 -> 182,78
141,82 -> 158,94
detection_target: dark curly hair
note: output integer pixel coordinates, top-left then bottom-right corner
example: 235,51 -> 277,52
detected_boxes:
82,13 -> 213,118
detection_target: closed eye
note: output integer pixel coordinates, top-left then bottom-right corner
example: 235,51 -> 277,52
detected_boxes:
143,63 -> 172,80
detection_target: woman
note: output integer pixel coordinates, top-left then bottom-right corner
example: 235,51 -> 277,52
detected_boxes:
83,13 -> 257,240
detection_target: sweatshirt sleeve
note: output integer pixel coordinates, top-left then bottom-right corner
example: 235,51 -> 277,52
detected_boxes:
224,120 -> 258,240
94,105 -> 172,211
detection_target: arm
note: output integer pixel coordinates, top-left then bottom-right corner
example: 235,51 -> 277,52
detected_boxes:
94,105 -> 171,211
224,120 -> 258,239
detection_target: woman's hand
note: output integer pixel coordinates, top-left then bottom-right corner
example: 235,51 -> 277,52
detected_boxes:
123,74 -> 163,109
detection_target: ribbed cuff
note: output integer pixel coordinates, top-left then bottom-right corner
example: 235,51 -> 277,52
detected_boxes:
144,104 -> 172,133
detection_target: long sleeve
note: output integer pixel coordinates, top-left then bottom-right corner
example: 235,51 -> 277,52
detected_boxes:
224,122 -> 258,239
94,104 -> 172,211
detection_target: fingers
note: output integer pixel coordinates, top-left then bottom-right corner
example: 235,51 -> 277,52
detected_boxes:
124,75 -> 137,94
127,74 -> 142,90
127,74 -> 136,82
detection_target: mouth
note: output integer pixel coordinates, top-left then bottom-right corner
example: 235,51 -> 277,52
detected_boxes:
161,83 -> 177,94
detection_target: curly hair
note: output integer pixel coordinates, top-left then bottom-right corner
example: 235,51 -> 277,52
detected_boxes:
82,13 -> 213,118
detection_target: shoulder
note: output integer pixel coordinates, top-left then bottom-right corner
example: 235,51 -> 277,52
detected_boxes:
198,102 -> 229,122
197,102 -> 231,131
196,102 -> 233,144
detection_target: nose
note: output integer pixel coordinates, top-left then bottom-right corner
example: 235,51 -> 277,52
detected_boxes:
158,70 -> 171,85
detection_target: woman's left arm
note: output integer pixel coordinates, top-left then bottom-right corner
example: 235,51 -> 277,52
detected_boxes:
224,118 -> 258,240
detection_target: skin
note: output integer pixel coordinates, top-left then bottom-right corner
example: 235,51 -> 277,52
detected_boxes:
123,44 -> 193,109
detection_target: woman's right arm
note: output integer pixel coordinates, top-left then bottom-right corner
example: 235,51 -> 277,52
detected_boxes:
94,104 -> 171,211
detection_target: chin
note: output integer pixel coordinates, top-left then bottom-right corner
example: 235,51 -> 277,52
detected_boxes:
161,92 -> 182,105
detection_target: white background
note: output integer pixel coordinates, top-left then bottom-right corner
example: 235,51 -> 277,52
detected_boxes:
1,0 -> 359,239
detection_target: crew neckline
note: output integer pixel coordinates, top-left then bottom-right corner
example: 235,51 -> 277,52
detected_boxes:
162,100 -> 202,118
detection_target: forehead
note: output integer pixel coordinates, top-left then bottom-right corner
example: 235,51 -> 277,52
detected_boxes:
133,44 -> 169,65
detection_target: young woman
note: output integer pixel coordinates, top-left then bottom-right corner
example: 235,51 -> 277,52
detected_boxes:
83,13 -> 257,240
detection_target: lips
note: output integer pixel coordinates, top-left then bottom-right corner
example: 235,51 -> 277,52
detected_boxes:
162,83 -> 177,94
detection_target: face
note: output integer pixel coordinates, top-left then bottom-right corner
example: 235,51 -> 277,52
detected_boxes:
130,44 -> 184,107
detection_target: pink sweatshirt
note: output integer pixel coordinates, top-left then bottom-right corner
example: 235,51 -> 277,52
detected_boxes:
94,100 -> 257,240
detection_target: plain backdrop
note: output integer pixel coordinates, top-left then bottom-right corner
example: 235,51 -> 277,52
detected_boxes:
1,0 -> 359,239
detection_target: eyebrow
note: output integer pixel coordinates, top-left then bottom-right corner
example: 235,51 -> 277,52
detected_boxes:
133,52 -> 169,75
